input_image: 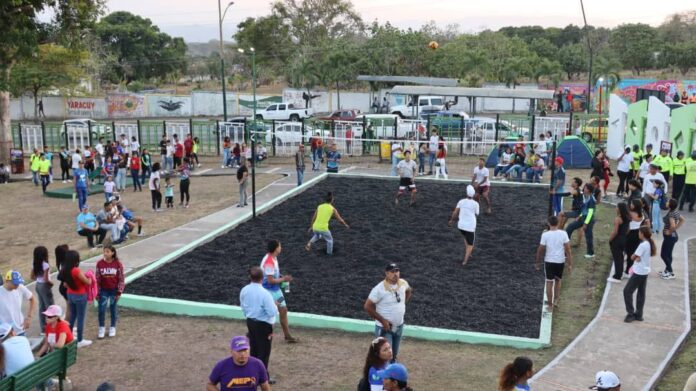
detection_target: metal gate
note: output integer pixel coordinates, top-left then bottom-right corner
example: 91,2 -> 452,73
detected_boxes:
114,122 -> 138,144
21,125 -> 43,152
65,124 -> 90,151
165,121 -> 191,140
219,122 -> 246,146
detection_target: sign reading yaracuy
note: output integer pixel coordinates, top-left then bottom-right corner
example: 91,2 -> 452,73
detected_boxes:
66,97 -> 107,118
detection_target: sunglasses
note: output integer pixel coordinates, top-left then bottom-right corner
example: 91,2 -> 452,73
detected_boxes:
394,291 -> 401,303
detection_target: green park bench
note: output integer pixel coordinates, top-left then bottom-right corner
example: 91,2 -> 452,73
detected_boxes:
0,341 -> 77,391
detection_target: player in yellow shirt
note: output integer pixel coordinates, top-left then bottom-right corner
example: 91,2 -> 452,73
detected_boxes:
38,153 -> 51,193
305,192 -> 350,255
30,148 -> 41,186
679,151 -> 696,212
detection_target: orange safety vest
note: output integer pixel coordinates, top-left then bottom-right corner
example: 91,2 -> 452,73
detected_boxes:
690,95 -> 696,104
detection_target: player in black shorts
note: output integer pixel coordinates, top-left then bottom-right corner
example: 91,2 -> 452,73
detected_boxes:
395,151 -> 418,206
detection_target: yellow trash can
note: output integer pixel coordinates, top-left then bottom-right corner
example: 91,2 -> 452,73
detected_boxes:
380,142 -> 391,159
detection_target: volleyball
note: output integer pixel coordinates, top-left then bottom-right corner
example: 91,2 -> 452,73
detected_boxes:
429,41 -> 439,50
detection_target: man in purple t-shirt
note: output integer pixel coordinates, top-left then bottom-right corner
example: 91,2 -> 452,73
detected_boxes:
207,336 -> 271,391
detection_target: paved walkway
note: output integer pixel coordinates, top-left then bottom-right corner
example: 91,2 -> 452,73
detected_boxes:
531,218 -> 694,391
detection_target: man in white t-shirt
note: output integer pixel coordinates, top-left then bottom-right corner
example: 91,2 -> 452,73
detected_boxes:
535,216 -> 572,313
535,134 -> 548,165
395,151 -> 418,206
119,134 -> 130,152
390,141 -> 402,176
130,136 -> 140,154
428,129 -> 439,175
0,271 -> 36,336
95,137 -> 105,166
364,263 -> 412,362
472,158 -> 492,214
71,148 -> 82,171
448,185 -> 480,265
0,323 -> 35,376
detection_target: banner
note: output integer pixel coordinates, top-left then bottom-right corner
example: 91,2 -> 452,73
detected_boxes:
283,89 -> 329,113
147,95 -> 192,117
66,97 -> 107,118
239,96 -> 282,110
107,94 -> 145,118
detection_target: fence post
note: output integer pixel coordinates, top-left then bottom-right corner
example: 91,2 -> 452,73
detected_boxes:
18,123 -> 23,151
216,120 -> 221,156
393,120 -> 397,139
495,113 -> 500,141
271,120 -> 276,157
530,115 -> 536,141
301,118 -> 305,147
460,116 -> 464,156
136,120 -> 142,149
40,121 -> 46,150
568,112 -> 574,136
189,117 -> 194,139
162,120 -> 167,140
111,121 -> 116,142
87,121 -> 93,149
426,116 -> 431,138
331,119 -> 335,138
548,140 -> 557,217
251,136 -> 257,218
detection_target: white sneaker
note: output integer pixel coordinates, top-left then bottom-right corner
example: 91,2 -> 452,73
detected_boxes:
660,273 -> 676,280
197,164 -> 201,167
62,180 -> 67,184
607,277 -> 622,283
584,254 -> 595,259
67,179 -> 73,183
72,326 -> 77,335
221,165 -> 226,168
98,327 -> 105,339
108,327 -> 116,337
622,272 -> 630,279
137,232 -> 145,237
77,339 -> 93,348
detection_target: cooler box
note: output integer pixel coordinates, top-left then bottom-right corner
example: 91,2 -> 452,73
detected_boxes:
380,142 -> 391,159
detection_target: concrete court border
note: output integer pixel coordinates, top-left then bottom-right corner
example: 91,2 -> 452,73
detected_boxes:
120,172 -> 552,349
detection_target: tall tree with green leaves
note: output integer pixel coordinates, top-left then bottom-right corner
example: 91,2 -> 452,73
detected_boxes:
609,23 -> 658,75
0,0 -> 103,164
558,43 -> 587,80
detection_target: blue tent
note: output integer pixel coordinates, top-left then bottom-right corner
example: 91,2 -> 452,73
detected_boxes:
556,135 -> 593,168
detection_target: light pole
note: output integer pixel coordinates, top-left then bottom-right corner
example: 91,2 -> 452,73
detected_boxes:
598,77 -> 604,143
218,0 -> 234,122
238,47 -> 257,217
580,0 -> 593,114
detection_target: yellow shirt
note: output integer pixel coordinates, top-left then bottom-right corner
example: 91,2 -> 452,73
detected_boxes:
686,158 -> 696,185
38,160 -> 50,175
653,155 -> 673,175
630,150 -> 642,170
30,154 -> 40,171
672,157 -> 686,175
312,203 -> 334,232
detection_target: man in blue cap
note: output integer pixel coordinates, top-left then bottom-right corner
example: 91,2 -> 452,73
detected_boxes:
207,335 -> 271,391
0,270 -> 36,336
378,363 -> 411,391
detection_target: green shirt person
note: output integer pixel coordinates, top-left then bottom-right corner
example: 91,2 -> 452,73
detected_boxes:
305,192 -> 349,255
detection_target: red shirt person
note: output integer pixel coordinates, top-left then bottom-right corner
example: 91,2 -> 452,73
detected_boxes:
36,305 -> 74,356
184,134 -> 194,158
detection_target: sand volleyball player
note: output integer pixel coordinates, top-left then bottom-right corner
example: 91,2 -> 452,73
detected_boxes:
448,185 -> 479,265
305,192 -> 350,255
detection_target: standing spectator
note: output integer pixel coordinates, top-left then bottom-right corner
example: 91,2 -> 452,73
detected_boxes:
37,98 -> 45,118
140,149 -> 151,186
0,271 -> 36,336
556,89 -> 564,112
55,245 -> 70,321
372,97 -> 379,113
378,363 -> 411,391
659,199 -> 685,280
115,154 -> 127,192
295,144 -> 305,187
119,134 -> 129,156
638,154 -> 653,185
184,134 -> 193,161
326,143 -> 341,173
30,148 -> 40,186
0,323 -> 34,377
95,137 -> 105,167
83,146 -> 94,178
96,245 -> 124,339
473,158 -> 492,214
364,263 -> 412,362
149,162 -> 163,212
624,227 -> 656,323
590,150 -> 604,180
36,305 -> 74,357
231,143 -> 241,168
592,370 -> 621,391
417,143 -> 428,176
648,178 -> 666,233
360,337 -> 393,391
566,184 -> 597,259
43,145 -> 53,183
222,137 -> 231,168
310,133 -> 323,172
435,136 -> 448,179
550,157 -> 566,215
165,140 -> 174,171
346,126 -> 353,156
390,140 -> 402,176
616,146 -> 633,197
601,153 -> 613,198
76,204 -> 106,248
237,159 -> 249,208
192,137 -> 201,168
653,149 -> 673,184
428,129 -> 439,175
159,134 -> 168,167
498,356 -> 534,391
395,150 -> 417,206
177,157 -> 192,208
565,89 -> 573,112
129,151 -> 142,192
630,144 -> 642,179
240,266 -> 278,379
173,134 -> 184,169
448,185 -> 479,265
623,199 -> 648,278
535,216 -> 572,313
680,151 -> 696,212
305,192 -> 350,255
607,202 -> 631,283
71,148 -> 82,177
382,97 -> 389,114
672,151 -> 686,200
207,335 -> 271,391
38,153 -> 51,193
128,136 -> 139,156
73,160 -> 89,212
59,250 -> 92,347
30,246 -> 54,332
59,146 -> 71,183
260,240 -> 298,343
0,163 -> 8,184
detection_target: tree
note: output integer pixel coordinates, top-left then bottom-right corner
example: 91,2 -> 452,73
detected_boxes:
10,44 -> 87,118
95,11 -> 187,84
529,37 -> 558,59
660,40 -> 696,75
557,43 -> 587,80
0,0 -> 103,164
592,56 -> 622,92
271,0 -> 365,47
658,11 -> 696,43
609,23 -> 658,75
235,15 -> 292,70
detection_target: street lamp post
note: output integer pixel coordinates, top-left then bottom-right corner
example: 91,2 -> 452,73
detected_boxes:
218,0 -> 234,122
239,47 -> 257,217
580,0 -> 593,114
598,77 -> 604,143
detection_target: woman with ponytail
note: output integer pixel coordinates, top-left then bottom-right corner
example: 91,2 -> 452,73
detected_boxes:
498,356 -> 534,390
623,226 -> 656,323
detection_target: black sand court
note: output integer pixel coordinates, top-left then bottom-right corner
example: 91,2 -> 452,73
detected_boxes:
128,176 -> 548,338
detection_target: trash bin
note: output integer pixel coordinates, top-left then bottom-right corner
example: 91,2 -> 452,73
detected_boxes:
380,142 -> 391,160
10,148 -> 24,174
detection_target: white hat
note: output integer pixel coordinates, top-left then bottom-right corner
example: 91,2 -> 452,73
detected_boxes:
466,185 -> 475,198
593,370 -> 620,389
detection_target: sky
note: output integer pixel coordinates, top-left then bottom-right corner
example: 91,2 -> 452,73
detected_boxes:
105,0 -> 690,42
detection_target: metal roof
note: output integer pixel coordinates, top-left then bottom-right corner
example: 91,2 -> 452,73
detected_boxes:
357,75 -> 459,87
389,85 -> 555,99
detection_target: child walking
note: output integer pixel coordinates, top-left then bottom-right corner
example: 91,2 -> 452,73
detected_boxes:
95,245 -> 125,338
164,177 -> 175,208
103,175 -> 116,201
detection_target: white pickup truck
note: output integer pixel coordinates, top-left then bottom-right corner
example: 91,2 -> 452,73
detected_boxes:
255,102 -> 313,122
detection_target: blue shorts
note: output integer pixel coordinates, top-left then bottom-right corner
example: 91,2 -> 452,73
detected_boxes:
269,289 -> 287,308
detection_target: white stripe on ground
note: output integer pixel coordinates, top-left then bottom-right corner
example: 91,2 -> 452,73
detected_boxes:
195,168 -> 212,175
339,166 -> 356,173
265,167 -> 280,173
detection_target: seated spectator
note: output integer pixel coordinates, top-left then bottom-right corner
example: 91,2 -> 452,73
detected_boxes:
0,163 -> 9,184
526,153 -> 545,183
76,204 -> 107,249
256,145 -> 268,161
115,197 -> 144,237
494,147 -> 513,178
96,202 -> 120,244
0,323 -> 34,377
591,370 -> 621,391
504,147 -> 527,180
36,305 -> 74,356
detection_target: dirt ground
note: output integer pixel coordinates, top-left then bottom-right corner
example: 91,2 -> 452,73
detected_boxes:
129,177 -> 548,337
0,160 -> 281,279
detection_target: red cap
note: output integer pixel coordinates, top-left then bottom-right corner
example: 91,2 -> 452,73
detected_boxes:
555,156 -> 564,165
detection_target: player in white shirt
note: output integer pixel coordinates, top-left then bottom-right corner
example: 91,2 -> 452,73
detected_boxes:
395,151 -> 418,206
448,185 -> 479,265
472,158 -> 492,214
535,216 -> 572,313
623,227 -> 656,323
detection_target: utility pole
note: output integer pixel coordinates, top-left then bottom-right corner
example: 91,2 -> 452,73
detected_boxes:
580,0 -> 593,114
218,1 -> 234,122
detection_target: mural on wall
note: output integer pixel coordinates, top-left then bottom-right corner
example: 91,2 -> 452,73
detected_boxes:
594,79 -> 696,109
147,95 -> 192,117
540,83 -> 588,112
283,89 -> 329,112
107,94 -> 145,118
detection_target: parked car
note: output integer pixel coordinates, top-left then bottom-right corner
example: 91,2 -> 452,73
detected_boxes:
255,102 -> 313,121
265,123 -> 331,145
580,118 -> 609,143
390,95 -> 445,118
469,117 -> 525,141
318,109 -> 360,121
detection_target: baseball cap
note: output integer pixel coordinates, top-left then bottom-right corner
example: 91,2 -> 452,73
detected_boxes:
42,304 -> 63,318
230,336 -> 250,351
466,185 -> 475,198
4,270 -> 24,285
591,370 -> 620,390
0,323 -> 12,340
555,156 -> 564,166
385,263 -> 399,272
377,363 -> 409,383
